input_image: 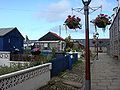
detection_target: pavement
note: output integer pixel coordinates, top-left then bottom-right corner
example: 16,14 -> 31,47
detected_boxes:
38,60 -> 85,90
38,53 -> 120,90
91,53 -> 120,90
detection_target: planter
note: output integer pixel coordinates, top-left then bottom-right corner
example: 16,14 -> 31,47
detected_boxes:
64,15 -> 82,29
95,22 -> 106,28
92,14 -> 111,29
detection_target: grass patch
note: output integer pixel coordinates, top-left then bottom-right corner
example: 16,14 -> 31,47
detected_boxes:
72,60 -> 83,68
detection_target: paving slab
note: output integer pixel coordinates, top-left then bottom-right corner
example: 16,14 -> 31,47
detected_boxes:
91,53 -> 120,90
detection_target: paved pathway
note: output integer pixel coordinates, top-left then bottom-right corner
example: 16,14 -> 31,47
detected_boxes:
91,53 -> 120,90
38,60 -> 85,90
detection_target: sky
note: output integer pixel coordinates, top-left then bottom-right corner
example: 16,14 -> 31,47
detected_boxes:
0,0 -> 118,40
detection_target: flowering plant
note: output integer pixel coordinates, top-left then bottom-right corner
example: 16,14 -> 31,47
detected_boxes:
64,15 -> 82,29
92,14 -> 111,28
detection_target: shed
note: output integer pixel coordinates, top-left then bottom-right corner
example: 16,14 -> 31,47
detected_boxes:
35,32 -> 65,52
0,27 -> 24,53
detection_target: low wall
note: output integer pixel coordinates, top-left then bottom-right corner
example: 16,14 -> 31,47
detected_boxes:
0,51 -> 10,66
0,63 -> 52,90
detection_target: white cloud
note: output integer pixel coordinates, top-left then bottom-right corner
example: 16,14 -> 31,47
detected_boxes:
88,0 -> 117,34
35,0 -> 117,38
36,0 -> 72,22
90,0 -> 117,14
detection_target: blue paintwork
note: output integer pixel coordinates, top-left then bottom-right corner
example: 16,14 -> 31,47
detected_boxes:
0,28 -> 24,53
0,38 -> 3,50
50,53 -> 78,77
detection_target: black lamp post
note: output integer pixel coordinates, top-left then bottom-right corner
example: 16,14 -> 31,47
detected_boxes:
96,32 -> 99,60
82,0 -> 91,90
93,33 -> 97,52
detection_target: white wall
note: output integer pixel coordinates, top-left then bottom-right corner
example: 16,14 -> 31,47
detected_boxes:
0,51 -> 10,66
0,63 -> 52,90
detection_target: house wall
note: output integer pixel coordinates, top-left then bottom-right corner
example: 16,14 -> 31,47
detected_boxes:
35,41 -> 65,52
0,38 -> 3,51
74,39 -> 109,52
109,8 -> 120,59
2,28 -> 24,53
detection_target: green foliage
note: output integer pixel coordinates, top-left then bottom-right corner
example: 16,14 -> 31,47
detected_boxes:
72,60 -> 83,68
30,61 -> 41,66
23,48 -> 31,54
65,35 -> 84,52
0,61 -> 41,76
51,48 -> 56,58
0,63 -> 30,76
65,36 -> 74,52
66,47 -> 71,52
0,53 -> 54,76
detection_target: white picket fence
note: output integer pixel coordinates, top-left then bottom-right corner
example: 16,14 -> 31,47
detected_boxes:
0,63 -> 52,90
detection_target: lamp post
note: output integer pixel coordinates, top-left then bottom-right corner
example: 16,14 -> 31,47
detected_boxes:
93,33 -> 97,52
82,0 -> 91,90
96,32 -> 99,60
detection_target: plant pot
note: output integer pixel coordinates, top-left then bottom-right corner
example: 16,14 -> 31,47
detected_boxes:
95,21 -> 106,28
65,15 -> 81,29
67,24 -> 74,29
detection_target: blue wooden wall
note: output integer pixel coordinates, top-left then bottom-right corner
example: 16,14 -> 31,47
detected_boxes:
0,38 -> 3,51
0,28 -> 24,53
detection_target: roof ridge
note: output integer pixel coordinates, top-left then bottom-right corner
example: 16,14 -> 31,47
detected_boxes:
39,31 -> 64,41
0,27 -> 16,36
0,27 -> 15,29
49,31 -> 64,41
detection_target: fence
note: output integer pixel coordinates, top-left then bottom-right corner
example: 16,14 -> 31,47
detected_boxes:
0,63 -> 52,90
50,53 -> 78,77
10,54 -> 49,63
10,54 -> 35,61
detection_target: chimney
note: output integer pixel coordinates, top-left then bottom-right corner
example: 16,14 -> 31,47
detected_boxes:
113,7 -> 118,16
117,0 -> 120,9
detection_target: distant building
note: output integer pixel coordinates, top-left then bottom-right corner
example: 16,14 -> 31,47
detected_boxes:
35,32 -> 65,52
73,39 -> 110,53
0,27 -> 24,53
24,40 -> 37,50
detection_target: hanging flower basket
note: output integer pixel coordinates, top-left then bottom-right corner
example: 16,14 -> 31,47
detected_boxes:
64,15 -> 82,29
92,14 -> 111,28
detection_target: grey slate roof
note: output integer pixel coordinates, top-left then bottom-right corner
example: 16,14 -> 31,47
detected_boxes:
0,28 -> 14,36
73,39 -> 110,47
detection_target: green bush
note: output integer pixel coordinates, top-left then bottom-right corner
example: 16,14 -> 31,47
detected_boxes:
0,62 -> 39,76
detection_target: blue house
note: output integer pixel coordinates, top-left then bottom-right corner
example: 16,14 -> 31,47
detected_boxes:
0,27 -> 24,53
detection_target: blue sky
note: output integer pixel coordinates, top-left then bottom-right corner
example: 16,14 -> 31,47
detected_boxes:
0,0 -> 118,40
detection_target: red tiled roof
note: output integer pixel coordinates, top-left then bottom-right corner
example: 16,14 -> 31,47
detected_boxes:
39,32 -> 64,41
50,32 -> 64,41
